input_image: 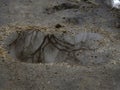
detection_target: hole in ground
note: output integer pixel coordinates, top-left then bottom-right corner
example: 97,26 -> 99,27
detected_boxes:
4,30 -> 110,65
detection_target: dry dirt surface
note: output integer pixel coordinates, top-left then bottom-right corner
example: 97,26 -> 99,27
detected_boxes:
0,0 -> 120,90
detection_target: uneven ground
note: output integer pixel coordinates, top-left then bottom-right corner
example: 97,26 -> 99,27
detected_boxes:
0,0 -> 120,90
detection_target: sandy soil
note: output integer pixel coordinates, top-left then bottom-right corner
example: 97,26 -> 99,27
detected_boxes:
0,0 -> 120,90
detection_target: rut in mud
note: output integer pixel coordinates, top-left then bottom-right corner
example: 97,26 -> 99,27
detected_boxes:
5,30 -> 111,66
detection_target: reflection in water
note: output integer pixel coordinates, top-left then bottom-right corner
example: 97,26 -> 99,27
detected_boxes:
6,30 -> 110,65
